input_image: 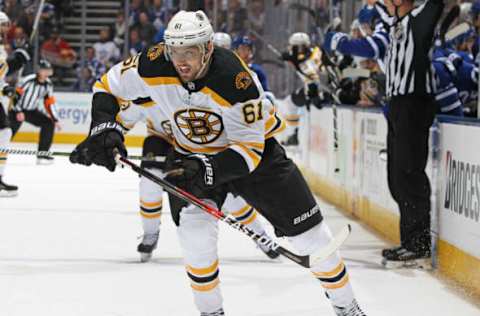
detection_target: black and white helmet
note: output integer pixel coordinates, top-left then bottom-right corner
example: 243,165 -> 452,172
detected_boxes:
164,10 -> 213,48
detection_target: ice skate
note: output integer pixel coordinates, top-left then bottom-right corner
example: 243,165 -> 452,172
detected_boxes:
200,308 -> 225,316
381,247 -> 431,269
0,177 -> 18,197
36,155 -> 54,165
333,299 -> 366,316
137,231 -> 159,262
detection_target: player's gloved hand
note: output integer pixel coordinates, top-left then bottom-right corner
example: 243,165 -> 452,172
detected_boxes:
291,87 -> 308,107
165,153 -> 216,196
69,121 -> 127,172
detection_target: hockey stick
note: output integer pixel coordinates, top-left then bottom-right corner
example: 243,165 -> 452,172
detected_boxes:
116,155 -> 352,269
15,0 -> 45,81
439,4 -> 460,46
0,147 -> 149,161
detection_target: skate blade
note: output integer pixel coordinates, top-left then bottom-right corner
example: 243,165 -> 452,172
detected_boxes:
36,160 -> 54,165
140,252 -> 153,263
0,190 -> 18,197
381,258 -> 432,270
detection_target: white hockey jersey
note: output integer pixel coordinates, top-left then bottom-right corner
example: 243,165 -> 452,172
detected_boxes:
93,44 -> 285,173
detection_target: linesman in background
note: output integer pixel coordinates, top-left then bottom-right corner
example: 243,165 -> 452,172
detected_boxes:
375,0 -> 444,265
8,59 -> 61,165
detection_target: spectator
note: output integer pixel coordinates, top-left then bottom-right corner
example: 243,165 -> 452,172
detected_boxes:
247,0 -> 265,35
40,27 -> 76,84
93,27 -> 120,68
73,65 -> 95,93
135,10 -> 156,47
153,25 -> 165,44
39,1 -> 56,38
149,0 -> 169,31
78,47 -> 106,80
129,28 -> 145,56
113,10 -> 126,48
11,25 -> 27,50
129,0 -> 145,26
226,0 -> 247,36
4,0 -> 22,22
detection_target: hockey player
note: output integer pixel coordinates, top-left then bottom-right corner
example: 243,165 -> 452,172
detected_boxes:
70,10 -> 366,316
212,32 -> 232,49
232,35 -> 269,92
0,11 -> 31,196
280,32 -> 326,146
115,102 -> 279,262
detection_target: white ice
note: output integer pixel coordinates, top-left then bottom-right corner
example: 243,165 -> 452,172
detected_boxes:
0,144 -> 479,316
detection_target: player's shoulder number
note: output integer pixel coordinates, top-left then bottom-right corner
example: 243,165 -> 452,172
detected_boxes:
120,54 -> 140,75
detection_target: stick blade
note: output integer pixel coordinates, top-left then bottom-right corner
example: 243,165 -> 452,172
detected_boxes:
309,224 -> 352,267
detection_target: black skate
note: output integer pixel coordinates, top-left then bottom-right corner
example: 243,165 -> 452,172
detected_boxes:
255,233 -> 280,260
200,308 -> 225,316
0,177 -> 18,197
381,245 -> 403,258
281,129 -> 299,146
381,246 -> 431,269
137,231 -> 159,262
333,299 -> 366,316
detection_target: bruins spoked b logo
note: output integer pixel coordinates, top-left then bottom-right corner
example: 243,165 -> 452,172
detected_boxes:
174,109 -> 223,144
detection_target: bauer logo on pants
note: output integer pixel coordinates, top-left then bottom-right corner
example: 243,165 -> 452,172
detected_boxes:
293,205 -> 320,225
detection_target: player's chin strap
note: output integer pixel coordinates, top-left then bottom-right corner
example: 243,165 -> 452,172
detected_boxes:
115,154 -> 352,269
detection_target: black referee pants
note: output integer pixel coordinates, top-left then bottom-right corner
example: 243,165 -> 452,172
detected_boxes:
386,95 -> 436,253
8,110 -> 55,152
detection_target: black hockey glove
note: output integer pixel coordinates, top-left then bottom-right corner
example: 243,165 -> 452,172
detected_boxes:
165,153 -> 216,196
69,121 -> 127,172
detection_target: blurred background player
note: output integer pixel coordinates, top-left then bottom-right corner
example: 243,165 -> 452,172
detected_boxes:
212,32 -> 232,49
8,59 -> 61,165
232,35 -> 269,92
279,32 -> 326,146
0,10 -> 30,196
114,98 -> 279,262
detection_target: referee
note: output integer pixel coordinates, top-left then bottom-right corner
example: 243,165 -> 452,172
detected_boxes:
375,0 -> 444,263
9,59 -> 61,165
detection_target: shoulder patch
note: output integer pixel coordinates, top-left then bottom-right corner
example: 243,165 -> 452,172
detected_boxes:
147,43 -> 164,61
235,71 -> 252,90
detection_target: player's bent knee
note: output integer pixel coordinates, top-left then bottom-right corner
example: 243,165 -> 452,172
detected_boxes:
177,205 -> 219,262
288,221 -> 334,256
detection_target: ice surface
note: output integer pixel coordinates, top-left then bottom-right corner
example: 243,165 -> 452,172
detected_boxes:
0,144 -> 478,316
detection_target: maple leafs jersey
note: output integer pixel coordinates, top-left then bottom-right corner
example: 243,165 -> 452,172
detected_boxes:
92,44 -> 285,178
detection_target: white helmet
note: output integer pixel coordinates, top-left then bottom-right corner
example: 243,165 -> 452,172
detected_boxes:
288,32 -> 311,47
0,11 -> 10,26
213,32 -> 232,49
164,10 -> 213,47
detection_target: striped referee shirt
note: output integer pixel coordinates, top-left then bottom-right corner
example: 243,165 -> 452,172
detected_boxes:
14,74 -> 59,121
375,0 -> 444,98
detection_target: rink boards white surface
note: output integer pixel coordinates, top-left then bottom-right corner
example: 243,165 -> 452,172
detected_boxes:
0,144 -> 479,316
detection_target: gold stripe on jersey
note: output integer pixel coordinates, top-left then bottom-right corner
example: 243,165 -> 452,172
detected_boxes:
230,143 -> 261,171
100,74 -> 112,93
186,260 -> 219,276
0,62 -> 8,79
265,116 -> 286,139
200,87 -> 231,108
190,278 -> 220,292
139,100 -> 156,108
142,76 -> 181,86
